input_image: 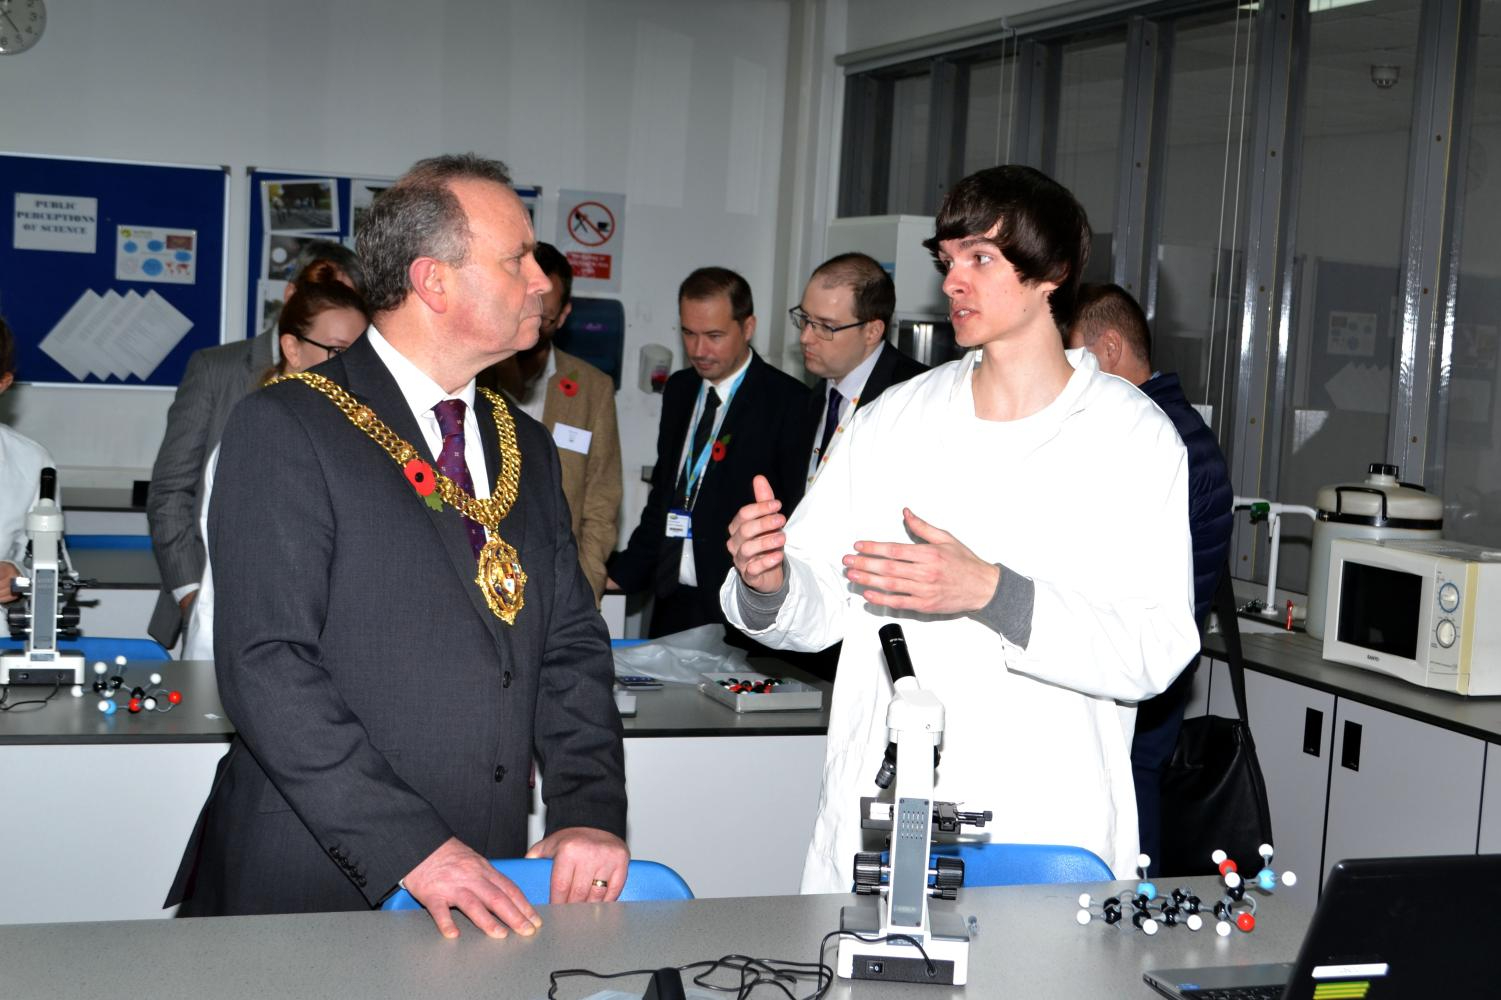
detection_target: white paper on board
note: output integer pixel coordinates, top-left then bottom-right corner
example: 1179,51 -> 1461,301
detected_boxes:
38,290 -> 102,380
71,290 -> 123,380
126,292 -> 194,378
13,193 -> 98,254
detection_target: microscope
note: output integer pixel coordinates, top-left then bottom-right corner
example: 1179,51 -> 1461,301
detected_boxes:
837,623 -> 992,986
2,468 -> 85,686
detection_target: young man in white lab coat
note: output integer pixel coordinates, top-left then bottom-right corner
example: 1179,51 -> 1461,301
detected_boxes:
720,165 -> 1199,892
0,315 -> 58,606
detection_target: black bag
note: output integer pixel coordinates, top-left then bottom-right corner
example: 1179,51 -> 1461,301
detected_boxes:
1157,566 -> 1274,877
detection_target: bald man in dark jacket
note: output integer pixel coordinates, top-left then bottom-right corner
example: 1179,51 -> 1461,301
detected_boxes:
1068,283 -> 1233,871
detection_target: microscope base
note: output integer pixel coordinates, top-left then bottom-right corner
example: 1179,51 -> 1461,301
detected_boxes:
1,651 -> 86,686
837,901 -> 970,985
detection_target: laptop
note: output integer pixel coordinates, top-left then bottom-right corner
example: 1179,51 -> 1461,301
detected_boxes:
1144,854 -> 1501,1000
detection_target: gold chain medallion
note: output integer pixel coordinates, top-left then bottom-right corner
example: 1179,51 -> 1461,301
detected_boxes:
275,373 -> 525,623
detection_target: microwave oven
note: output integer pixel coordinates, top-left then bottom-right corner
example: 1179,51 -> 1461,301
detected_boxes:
1322,538 -> 1501,695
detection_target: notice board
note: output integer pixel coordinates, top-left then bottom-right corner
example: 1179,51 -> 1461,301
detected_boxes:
243,168 -> 541,340
0,152 -> 229,387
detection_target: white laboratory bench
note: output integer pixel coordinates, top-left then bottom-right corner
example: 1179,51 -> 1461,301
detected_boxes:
0,655 -> 829,924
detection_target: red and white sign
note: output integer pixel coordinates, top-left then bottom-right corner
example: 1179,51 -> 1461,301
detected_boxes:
556,190 -> 624,293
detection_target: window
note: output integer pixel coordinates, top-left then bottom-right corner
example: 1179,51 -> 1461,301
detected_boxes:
887,72 -> 933,214
1153,6 -> 1258,417
961,54 -> 1020,175
1437,0 -> 1501,545
1050,30 -> 1128,282
836,0 -> 1501,583
1275,0 -> 1423,592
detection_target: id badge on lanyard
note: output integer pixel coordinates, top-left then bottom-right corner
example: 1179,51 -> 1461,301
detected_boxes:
666,509 -> 693,539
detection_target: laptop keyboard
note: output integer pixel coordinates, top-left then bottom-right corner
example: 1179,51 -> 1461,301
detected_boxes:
1188,988 -> 1285,1000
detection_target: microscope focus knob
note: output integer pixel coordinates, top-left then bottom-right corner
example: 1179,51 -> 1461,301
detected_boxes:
853,852 -> 886,894
930,855 -> 965,898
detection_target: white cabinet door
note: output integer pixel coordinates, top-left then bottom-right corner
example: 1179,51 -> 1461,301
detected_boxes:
1479,744 -> 1501,854
1238,668 -> 1334,905
1324,700 -> 1484,881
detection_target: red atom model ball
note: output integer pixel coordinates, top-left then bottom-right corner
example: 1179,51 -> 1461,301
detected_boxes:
168,691 -> 183,705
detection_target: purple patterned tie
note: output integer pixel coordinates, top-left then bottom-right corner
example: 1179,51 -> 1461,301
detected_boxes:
432,398 -> 487,561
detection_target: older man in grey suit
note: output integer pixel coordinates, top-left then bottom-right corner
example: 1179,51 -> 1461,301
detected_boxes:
145,241 -> 365,648
166,154 -> 627,940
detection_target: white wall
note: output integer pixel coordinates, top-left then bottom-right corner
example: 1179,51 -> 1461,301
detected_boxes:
0,0 -> 794,534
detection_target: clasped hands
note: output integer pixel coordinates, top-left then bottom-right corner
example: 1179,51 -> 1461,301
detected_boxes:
727,475 -> 1000,614
400,826 -> 628,939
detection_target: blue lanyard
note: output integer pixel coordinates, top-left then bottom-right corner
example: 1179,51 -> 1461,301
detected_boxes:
679,366 -> 749,507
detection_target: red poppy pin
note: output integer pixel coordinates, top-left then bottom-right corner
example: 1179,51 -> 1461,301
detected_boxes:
559,375 -> 579,398
404,459 -> 444,510
711,433 -> 731,462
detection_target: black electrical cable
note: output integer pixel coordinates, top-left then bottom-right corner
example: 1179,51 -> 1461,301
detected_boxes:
544,928 -> 936,1000
0,677 -> 62,712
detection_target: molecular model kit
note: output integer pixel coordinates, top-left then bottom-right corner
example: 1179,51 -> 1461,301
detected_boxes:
1076,846 -> 1297,936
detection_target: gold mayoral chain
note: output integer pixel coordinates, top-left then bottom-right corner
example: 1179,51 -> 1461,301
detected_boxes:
272,372 -> 527,625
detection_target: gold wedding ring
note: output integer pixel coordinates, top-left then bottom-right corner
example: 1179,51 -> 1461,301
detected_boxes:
590,878 -> 609,889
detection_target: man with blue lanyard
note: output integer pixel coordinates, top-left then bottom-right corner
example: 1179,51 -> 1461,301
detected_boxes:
608,267 -> 808,638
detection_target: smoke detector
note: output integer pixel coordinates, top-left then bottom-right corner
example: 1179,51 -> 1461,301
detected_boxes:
1371,64 -> 1399,90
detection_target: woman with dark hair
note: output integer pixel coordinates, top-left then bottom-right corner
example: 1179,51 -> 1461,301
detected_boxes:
182,270 -> 371,660
722,166 -> 1199,891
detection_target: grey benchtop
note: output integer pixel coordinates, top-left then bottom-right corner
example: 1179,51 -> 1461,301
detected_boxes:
69,545 -> 161,589
2,658 -> 829,746
66,486 -> 144,512
0,659 -> 231,746
1207,628 -> 1501,744
0,880 -> 1310,1000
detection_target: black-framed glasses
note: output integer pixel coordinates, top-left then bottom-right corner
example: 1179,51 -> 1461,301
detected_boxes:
788,306 -> 865,340
295,334 -> 346,359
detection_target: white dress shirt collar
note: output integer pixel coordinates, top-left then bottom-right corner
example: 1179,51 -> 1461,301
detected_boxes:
707,348 -> 755,395
830,340 -> 886,406
365,324 -> 490,497
366,324 -> 477,418
515,346 -> 557,424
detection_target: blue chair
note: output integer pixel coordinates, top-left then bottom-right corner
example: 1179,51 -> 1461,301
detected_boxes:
380,858 -> 693,911
931,842 -> 1114,887
0,637 -> 170,662
65,534 -> 153,551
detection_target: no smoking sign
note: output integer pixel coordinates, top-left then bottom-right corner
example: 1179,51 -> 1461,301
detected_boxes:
557,190 -> 625,292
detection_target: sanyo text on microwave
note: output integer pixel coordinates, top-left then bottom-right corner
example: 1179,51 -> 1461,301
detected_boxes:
1323,538 -> 1501,696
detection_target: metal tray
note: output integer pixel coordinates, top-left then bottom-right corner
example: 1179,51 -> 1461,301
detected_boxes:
698,672 -> 823,713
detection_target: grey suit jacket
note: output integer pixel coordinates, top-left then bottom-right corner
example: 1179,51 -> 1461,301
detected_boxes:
146,332 -> 276,645
166,335 -> 626,915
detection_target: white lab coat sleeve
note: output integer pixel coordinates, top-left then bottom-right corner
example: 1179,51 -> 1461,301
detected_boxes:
720,408 -> 862,653
1009,424 -> 1198,703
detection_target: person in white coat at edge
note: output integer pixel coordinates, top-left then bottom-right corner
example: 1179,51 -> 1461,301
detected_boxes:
719,165 -> 1199,893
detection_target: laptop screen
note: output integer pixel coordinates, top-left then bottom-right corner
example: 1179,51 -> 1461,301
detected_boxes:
1147,855 -> 1501,999
1278,855 -> 1498,999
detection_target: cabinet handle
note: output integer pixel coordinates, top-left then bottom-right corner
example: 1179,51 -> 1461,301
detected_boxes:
1302,707 -> 1324,757
1340,720 -> 1363,772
